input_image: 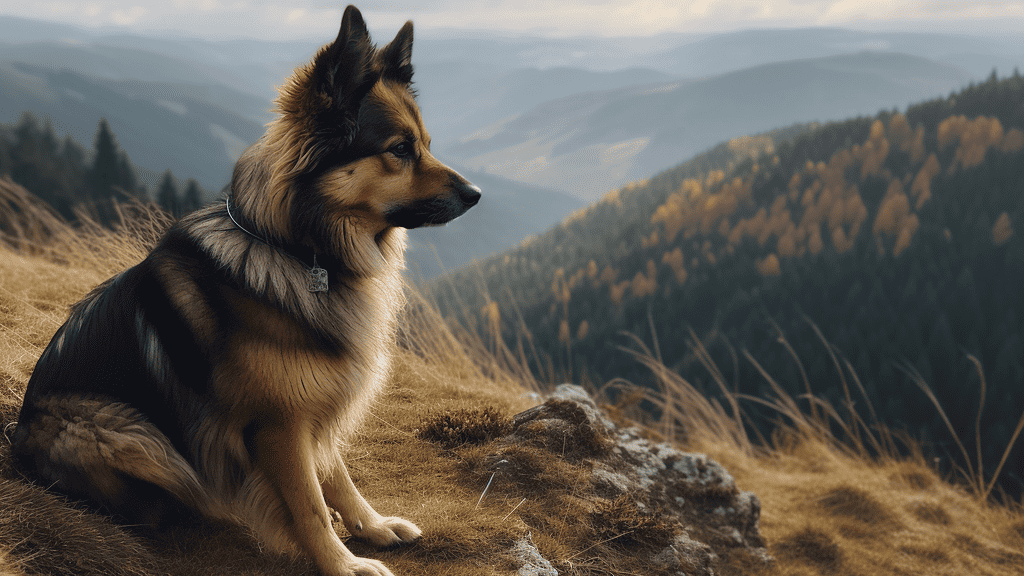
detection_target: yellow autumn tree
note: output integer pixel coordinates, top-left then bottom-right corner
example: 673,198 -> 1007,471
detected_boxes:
609,280 -> 630,305
859,119 -> 890,178
661,247 -> 687,284
993,212 -> 1014,246
1001,128 -> 1024,153
872,181 -> 920,256
939,115 -> 1008,173
888,113 -> 912,150
576,320 -> 589,341
558,319 -> 571,345
910,153 -> 941,210
630,260 -> 658,298
756,253 -> 781,276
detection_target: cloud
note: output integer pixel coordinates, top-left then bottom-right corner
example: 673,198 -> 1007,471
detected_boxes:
4,0 -> 1024,39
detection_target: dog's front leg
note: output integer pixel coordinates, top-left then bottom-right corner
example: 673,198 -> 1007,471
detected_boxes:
321,458 -> 422,548
251,422 -> 395,576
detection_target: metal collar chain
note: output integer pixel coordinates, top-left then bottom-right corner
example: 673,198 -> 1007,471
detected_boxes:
224,196 -> 328,292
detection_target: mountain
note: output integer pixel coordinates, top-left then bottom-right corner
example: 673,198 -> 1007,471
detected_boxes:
652,27 -> 1024,79
405,167 -> 584,281
428,73 -> 1024,495
0,60 -> 264,194
414,65 -> 675,146
445,51 -> 973,200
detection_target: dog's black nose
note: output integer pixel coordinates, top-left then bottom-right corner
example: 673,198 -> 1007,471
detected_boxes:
458,182 -> 481,207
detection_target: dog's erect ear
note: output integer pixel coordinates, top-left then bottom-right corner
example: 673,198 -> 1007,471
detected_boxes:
380,21 -> 414,85
311,5 -> 378,114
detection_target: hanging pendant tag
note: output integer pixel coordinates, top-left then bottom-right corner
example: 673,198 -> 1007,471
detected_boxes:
308,255 -> 328,292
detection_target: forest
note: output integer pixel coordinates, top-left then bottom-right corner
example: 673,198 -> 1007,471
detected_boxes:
0,113 -> 207,225
428,71 -> 1024,497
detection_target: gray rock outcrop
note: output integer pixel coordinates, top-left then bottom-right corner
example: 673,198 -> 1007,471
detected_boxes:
498,384 -> 773,575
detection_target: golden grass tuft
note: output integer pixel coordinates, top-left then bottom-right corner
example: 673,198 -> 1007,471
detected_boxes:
416,407 -> 512,449
588,495 -> 677,551
0,177 -> 1022,575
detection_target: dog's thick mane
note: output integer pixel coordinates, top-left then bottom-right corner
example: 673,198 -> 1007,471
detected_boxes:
169,10 -> 415,342
173,204 -> 407,351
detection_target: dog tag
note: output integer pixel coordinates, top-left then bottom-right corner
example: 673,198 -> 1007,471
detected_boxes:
308,255 -> 328,292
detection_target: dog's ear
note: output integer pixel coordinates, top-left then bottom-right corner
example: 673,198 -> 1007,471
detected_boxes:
380,21 -> 414,85
311,5 -> 379,114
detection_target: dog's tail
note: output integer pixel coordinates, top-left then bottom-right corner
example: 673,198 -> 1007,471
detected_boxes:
12,396 -> 228,524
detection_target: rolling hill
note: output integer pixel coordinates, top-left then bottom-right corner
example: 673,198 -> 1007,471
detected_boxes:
445,51 -> 973,200
0,60 -> 264,193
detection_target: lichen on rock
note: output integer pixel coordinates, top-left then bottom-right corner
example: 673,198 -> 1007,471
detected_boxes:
423,384 -> 774,574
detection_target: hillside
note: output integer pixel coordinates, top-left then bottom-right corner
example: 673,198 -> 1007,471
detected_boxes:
446,51 -> 972,200
0,59 -> 264,193
428,72 -> 1024,498
0,180 -> 1023,575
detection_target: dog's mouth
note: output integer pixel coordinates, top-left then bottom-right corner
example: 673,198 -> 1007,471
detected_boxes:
384,182 -> 481,229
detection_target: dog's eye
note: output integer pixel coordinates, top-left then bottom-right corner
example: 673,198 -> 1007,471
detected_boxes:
389,142 -> 414,159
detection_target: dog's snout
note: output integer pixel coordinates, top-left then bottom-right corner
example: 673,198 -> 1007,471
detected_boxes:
457,182 -> 481,207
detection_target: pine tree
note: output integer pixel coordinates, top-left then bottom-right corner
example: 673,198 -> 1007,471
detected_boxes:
117,153 -> 142,201
90,119 -> 121,203
11,112 -> 43,194
157,170 -> 180,215
182,178 -> 203,214
40,120 -> 58,161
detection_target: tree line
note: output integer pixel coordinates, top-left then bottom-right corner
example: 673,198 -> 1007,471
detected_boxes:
0,112 -> 209,225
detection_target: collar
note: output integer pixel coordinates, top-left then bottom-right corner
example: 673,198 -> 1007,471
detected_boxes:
224,195 -> 329,292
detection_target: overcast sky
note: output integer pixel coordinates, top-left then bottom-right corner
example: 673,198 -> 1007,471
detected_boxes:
3,1 -> 1024,40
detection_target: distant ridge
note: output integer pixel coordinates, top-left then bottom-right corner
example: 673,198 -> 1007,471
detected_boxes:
446,51 -> 972,200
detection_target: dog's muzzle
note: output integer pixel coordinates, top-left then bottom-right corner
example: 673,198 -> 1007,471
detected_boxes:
385,176 -> 481,229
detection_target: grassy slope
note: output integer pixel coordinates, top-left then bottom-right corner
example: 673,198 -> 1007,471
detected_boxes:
0,178 -> 1021,575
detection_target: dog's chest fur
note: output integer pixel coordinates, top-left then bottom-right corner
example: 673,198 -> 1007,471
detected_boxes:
168,208 -> 408,431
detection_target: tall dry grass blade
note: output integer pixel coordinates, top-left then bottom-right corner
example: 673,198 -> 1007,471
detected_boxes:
983,405 -> 1024,502
842,358 -> 887,457
805,318 -> 864,446
647,308 -> 662,365
617,333 -> 680,440
686,330 -> 752,454
966,353 -> 987,496
898,362 -> 977,489
741,350 -> 817,437
771,318 -> 816,424
617,334 -> 749,449
961,353 -> 1024,502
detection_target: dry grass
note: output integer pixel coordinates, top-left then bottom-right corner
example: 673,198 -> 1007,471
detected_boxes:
0,176 -> 1022,575
610,327 -> 1024,576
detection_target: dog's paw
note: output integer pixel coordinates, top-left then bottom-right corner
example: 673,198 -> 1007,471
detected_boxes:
350,516 -> 422,548
338,557 -> 395,576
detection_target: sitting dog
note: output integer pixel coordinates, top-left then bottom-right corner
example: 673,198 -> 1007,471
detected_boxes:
12,6 -> 480,575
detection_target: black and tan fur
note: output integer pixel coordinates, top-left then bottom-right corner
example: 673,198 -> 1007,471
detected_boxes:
11,7 -> 479,576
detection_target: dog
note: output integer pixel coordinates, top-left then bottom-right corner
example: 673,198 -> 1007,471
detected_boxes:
11,6 -> 480,576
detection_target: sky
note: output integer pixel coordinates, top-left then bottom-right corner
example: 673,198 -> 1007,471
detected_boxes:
2,0 -> 1024,40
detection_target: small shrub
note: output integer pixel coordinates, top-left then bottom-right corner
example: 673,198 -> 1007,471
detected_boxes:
417,407 -> 512,449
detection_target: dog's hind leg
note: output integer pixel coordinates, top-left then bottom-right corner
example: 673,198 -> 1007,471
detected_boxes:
248,420 -> 396,576
12,395 -> 216,527
320,458 -> 422,548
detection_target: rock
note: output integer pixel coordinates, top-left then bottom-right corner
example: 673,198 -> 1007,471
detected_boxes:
652,533 -> 717,575
500,384 -> 773,574
510,533 -> 558,576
